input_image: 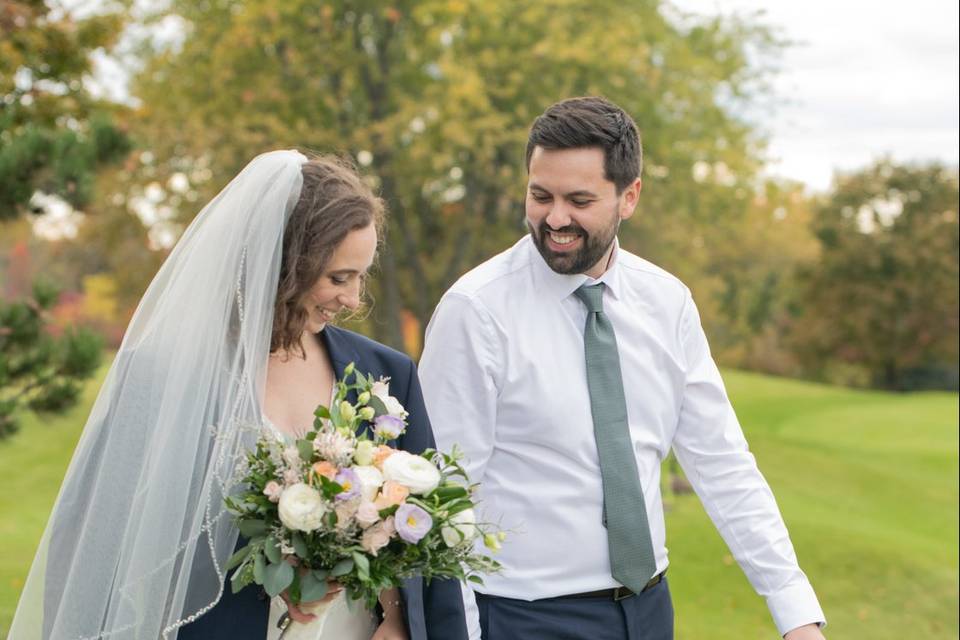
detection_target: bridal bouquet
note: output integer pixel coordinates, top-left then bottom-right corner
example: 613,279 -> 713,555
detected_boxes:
225,363 -> 502,610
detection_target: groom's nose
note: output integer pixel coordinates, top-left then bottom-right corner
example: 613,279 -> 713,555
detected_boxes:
544,202 -> 574,230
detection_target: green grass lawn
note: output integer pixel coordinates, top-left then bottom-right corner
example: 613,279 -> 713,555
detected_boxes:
1,364 -> 957,638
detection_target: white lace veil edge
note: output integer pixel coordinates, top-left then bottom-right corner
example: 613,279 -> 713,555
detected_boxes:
8,150 -> 308,640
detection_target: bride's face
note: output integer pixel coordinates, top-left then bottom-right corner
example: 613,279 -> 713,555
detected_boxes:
301,224 -> 378,333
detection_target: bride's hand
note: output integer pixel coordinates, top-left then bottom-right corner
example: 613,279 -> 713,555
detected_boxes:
280,580 -> 343,623
373,587 -> 408,640
371,612 -> 408,640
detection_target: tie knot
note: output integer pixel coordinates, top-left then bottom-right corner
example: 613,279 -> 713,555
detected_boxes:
574,283 -> 605,312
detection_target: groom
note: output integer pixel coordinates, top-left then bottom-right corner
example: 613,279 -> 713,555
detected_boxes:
418,97 -> 826,639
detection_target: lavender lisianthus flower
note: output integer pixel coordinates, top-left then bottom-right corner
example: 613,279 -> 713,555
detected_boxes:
395,503 -> 433,543
374,415 -> 404,440
334,468 -> 361,501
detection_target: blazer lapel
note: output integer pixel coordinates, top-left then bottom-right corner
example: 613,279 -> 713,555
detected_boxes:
319,326 -> 370,436
318,325 -> 359,384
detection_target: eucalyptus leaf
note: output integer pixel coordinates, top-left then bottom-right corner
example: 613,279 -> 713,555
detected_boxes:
314,405 -> 330,419
238,519 -> 267,538
291,532 -> 308,557
225,544 -> 252,571
299,571 -> 329,602
330,558 -> 354,577
230,563 -> 250,594
352,552 -> 370,581
296,439 -> 313,463
263,561 -> 295,597
253,551 -> 266,584
367,395 -> 388,417
263,535 -> 281,564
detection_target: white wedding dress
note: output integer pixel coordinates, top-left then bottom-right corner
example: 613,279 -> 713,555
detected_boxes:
265,592 -> 378,640
262,415 -> 379,640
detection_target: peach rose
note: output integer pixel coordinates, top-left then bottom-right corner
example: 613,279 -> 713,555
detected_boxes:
311,461 -> 337,481
373,480 -> 409,510
361,522 -> 392,556
356,501 -> 381,528
372,445 -> 397,470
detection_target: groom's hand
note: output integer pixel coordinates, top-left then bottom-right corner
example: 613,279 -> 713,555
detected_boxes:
784,624 -> 825,640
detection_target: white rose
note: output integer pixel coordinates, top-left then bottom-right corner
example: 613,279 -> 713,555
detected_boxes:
382,451 -> 441,495
371,378 -> 408,419
277,483 -> 327,532
370,379 -> 391,399
382,395 -> 408,419
441,508 -> 477,547
353,465 -> 384,502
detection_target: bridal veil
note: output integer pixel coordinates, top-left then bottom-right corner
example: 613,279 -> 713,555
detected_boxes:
9,150 -> 307,639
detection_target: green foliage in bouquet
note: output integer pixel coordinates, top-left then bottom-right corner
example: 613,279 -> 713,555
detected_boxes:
225,363 -> 502,610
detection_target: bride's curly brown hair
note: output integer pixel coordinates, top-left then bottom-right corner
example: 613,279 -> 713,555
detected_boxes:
271,154 -> 385,355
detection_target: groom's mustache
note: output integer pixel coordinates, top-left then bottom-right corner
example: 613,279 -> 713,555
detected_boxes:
535,222 -> 587,239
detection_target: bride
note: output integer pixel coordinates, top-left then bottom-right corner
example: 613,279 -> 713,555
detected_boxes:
8,151 -> 468,640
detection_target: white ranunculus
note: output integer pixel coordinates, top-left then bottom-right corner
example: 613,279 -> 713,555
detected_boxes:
277,483 -> 327,532
353,465 -> 384,502
382,396 -> 407,419
441,508 -> 477,547
370,379 -> 391,399
382,451 -> 441,495
371,378 -> 408,419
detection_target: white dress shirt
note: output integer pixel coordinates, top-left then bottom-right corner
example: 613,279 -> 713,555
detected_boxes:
418,235 -> 825,637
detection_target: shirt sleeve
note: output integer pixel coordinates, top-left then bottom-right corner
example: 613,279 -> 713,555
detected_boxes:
671,290 -> 826,635
419,291 -> 502,640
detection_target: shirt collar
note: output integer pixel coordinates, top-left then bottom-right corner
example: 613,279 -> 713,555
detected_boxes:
527,235 -> 623,303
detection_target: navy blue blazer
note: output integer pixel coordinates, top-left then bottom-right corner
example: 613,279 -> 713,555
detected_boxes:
179,325 -> 468,640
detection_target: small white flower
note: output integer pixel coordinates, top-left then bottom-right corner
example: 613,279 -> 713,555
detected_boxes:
353,464 -> 384,502
371,378 -> 408,419
370,378 -> 390,399
354,440 -> 376,466
441,508 -> 477,547
282,446 -> 301,467
278,483 -> 327,532
314,431 -> 355,466
382,451 -> 441,495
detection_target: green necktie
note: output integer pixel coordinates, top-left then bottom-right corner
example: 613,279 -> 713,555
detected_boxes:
575,283 -> 657,592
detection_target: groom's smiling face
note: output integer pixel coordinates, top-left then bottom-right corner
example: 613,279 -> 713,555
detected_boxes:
525,146 -> 640,279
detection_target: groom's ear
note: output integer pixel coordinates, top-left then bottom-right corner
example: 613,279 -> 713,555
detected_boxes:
619,178 -> 642,221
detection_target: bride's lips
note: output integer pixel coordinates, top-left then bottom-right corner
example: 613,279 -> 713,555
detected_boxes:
315,307 -> 337,322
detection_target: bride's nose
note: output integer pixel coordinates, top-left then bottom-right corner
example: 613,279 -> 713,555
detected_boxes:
339,281 -> 362,310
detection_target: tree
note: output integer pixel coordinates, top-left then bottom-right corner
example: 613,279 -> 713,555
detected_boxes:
0,280 -> 103,439
792,160 -> 960,390
0,0 -> 131,221
123,0 -> 781,352
694,179 -> 819,377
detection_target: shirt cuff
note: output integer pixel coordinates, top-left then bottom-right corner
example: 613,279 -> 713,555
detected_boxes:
766,579 -> 826,636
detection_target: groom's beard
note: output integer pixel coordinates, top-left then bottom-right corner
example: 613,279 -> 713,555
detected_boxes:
527,211 -> 620,276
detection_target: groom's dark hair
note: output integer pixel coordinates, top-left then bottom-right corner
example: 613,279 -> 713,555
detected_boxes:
526,96 -> 642,194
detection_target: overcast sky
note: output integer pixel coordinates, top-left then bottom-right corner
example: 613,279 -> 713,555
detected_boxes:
673,0 -> 960,190
87,1 -> 959,193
